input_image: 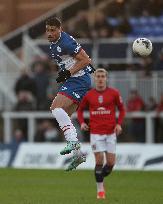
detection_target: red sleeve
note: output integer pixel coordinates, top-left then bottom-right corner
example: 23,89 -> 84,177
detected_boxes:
77,94 -> 89,125
115,91 -> 126,125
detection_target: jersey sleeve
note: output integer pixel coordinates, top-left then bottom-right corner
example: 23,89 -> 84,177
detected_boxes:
64,36 -> 82,56
115,91 -> 126,125
77,94 -> 89,125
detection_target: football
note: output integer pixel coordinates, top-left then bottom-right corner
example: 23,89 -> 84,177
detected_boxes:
132,38 -> 153,56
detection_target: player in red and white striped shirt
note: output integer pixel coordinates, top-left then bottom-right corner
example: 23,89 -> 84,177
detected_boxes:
77,68 -> 125,199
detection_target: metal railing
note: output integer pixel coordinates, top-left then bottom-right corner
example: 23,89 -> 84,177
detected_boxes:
2,111 -> 161,144
23,35 -> 47,67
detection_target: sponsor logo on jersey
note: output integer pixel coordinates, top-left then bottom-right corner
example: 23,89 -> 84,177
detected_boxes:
91,107 -> 111,115
98,95 -> 103,104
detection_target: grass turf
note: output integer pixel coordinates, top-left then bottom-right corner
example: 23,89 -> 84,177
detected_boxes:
0,169 -> 162,204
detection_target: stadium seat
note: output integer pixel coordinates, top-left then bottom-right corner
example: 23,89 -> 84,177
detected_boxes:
158,15 -> 163,25
148,16 -> 158,25
107,17 -> 120,27
152,26 -> 163,36
129,17 -> 140,26
139,17 -> 149,25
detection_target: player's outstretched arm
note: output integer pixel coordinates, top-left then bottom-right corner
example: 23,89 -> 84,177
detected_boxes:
70,49 -> 91,75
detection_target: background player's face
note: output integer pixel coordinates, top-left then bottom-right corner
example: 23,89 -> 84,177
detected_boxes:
46,25 -> 62,42
94,71 -> 107,90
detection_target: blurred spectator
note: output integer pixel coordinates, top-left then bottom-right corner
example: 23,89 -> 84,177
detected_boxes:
72,10 -> 90,38
154,48 -> 163,71
112,28 -> 125,38
98,26 -> 112,38
147,0 -> 163,16
156,94 -> 163,113
126,89 -> 146,142
92,12 -> 113,38
140,57 -> 153,76
103,0 -> 126,17
155,94 -> 163,143
126,89 -> 145,111
13,91 -> 36,136
10,128 -> 26,146
117,17 -> 132,35
128,0 -> 149,16
31,57 -> 51,72
14,68 -> 36,97
13,91 -> 36,111
34,120 -> 62,142
146,96 -> 157,111
45,65 -> 59,109
32,61 -> 49,110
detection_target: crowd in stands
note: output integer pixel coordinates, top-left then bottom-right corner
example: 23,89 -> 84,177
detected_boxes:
64,0 -> 163,39
61,1 -> 163,73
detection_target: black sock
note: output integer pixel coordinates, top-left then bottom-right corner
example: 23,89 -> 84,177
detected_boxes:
94,165 -> 103,182
102,164 -> 113,177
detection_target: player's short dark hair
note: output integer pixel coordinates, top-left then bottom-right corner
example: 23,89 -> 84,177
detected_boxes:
46,17 -> 61,27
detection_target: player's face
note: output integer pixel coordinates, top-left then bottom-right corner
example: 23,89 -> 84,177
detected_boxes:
46,25 -> 62,42
94,72 -> 107,89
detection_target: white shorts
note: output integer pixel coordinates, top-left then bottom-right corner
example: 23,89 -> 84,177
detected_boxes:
90,133 -> 117,153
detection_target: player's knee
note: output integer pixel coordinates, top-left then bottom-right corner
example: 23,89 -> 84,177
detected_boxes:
107,160 -> 115,167
94,165 -> 103,182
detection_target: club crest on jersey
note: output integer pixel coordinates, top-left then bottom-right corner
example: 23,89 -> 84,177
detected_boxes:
98,95 -> 103,104
57,46 -> 61,52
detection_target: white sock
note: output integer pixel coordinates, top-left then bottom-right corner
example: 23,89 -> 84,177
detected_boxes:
52,108 -> 78,142
97,182 -> 104,192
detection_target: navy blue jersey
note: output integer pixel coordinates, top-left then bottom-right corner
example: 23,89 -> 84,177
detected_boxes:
49,31 -> 93,77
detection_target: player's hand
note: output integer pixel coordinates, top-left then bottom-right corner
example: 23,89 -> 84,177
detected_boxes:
81,123 -> 89,131
114,124 -> 122,136
56,69 -> 71,83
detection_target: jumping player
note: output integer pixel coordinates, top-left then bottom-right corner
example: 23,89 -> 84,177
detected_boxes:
46,17 -> 95,171
77,68 -> 125,199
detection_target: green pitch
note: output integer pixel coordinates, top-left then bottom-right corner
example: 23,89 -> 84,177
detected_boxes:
0,169 -> 163,204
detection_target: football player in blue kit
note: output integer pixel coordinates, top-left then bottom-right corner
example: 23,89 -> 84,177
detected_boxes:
46,17 -> 95,171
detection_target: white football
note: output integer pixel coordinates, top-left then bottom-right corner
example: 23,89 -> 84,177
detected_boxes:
132,38 -> 152,56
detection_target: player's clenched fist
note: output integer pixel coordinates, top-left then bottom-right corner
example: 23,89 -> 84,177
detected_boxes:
56,69 -> 71,83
